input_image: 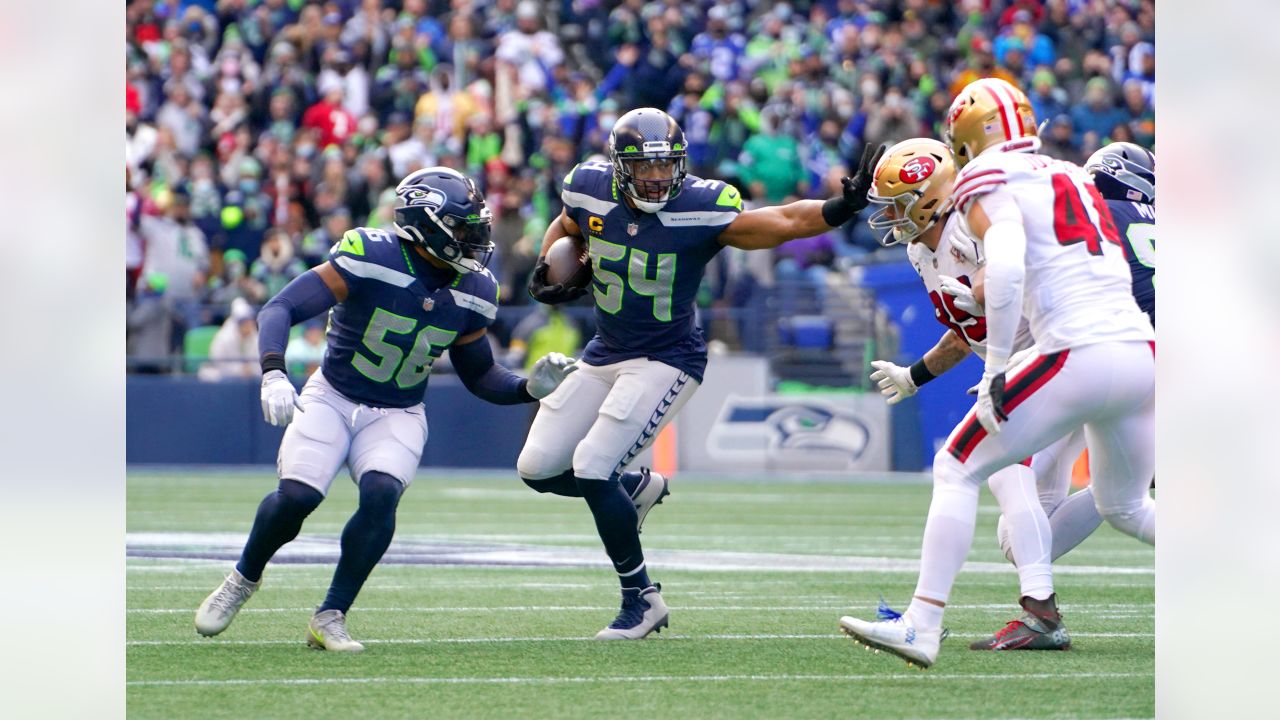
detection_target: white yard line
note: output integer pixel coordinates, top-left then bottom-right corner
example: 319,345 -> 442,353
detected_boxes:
128,631 -> 1153,647
128,602 -> 1153,614
128,671 -> 1152,688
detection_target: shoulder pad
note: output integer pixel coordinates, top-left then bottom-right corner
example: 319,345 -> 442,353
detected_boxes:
329,227 -> 417,288
562,161 -> 621,216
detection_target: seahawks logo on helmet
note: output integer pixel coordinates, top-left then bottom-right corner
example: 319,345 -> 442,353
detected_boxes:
393,167 -> 494,274
1085,142 -> 1155,205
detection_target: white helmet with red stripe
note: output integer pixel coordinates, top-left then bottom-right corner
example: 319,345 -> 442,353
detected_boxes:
943,78 -> 1040,169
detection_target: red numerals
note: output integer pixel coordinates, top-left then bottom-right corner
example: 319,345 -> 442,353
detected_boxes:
1051,173 -> 1122,255
928,277 -> 986,344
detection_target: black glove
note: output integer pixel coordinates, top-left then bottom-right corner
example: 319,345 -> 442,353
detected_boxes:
822,142 -> 887,227
528,256 -> 593,305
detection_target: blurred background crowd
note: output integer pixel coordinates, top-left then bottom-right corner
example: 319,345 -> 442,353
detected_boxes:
125,0 -> 1155,379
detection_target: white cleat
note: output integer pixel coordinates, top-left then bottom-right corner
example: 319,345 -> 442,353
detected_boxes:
631,468 -> 670,532
838,613 -> 942,668
595,585 -> 669,640
195,568 -> 260,637
307,609 -> 365,652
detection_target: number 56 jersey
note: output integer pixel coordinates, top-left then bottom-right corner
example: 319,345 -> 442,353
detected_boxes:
560,161 -> 743,383
952,151 -> 1154,354
321,227 -> 499,408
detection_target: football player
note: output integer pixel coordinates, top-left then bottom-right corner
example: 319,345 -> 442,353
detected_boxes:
840,79 -> 1154,667
1084,142 -> 1155,327
861,138 -> 1101,634
517,107 -> 880,639
194,167 -> 577,651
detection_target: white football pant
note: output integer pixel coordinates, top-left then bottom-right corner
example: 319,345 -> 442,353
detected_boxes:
518,357 -> 699,481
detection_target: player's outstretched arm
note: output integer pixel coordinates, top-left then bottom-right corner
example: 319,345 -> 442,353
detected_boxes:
718,142 -> 885,250
256,264 -> 346,425
869,331 -> 972,404
448,329 -> 578,404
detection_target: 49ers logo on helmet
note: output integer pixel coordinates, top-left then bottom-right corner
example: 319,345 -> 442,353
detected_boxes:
899,156 -> 937,184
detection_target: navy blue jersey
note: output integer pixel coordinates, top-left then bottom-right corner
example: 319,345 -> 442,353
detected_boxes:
1107,199 -> 1156,326
561,162 -> 743,382
321,226 -> 499,408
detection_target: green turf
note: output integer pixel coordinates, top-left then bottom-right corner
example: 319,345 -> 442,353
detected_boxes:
127,469 -> 1153,719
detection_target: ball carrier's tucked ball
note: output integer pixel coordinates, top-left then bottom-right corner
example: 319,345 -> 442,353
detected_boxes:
521,106 -> 883,639
544,236 -> 589,285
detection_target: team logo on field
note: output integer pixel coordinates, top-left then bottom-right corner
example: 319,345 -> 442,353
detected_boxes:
627,223 -> 639,236
899,156 -> 937,184
423,297 -> 435,311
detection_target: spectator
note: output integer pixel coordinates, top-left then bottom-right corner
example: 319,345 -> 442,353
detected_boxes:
1071,77 -> 1127,147
138,187 -> 209,322
1028,68 -> 1069,128
207,248 -> 267,309
1121,79 -> 1155,149
691,6 -> 747,84
250,229 -> 307,300
199,297 -> 260,381
1041,114 -> 1084,165
302,76 -> 357,149
127,272 -> 175,374
738,109 -> 807,205
286,319 -> 327,377
495,2 -> 564,95
863,87 -> 923,154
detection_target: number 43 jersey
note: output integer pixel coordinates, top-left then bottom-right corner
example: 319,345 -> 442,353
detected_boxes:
321,227 -> 499,408
952,151 -> 1154,354
561,162 -> 743,383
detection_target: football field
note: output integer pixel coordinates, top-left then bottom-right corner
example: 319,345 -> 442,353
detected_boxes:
127,469 -> 1154,719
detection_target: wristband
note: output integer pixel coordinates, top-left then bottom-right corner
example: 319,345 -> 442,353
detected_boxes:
909,359 -> 937,387
821,196 -> 858,227
261,353 -> 287,375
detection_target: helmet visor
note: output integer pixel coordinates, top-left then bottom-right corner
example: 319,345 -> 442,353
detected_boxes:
619,155 -> 686,202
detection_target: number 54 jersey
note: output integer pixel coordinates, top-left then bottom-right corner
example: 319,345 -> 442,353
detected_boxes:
320,227 -> 499,408
952,151 -> 1154,354
560,161 -> 743,383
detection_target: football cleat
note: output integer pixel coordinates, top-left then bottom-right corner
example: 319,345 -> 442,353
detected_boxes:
307,609 -> 365,652
630,467 -> 670,532
838,602 -> 944,668
970,594 -> 1071,651
594,584 -> 669,640
195,568 -> 260,637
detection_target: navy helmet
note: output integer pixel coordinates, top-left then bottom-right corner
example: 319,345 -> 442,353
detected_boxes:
1085,142 -> 1155,205
393,167 -> 494,273
607,108 -> 688,212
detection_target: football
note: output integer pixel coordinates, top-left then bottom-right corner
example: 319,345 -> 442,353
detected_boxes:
545,236 -> 588,284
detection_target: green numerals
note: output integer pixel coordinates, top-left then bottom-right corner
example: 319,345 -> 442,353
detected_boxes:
588,239 -> 677,321
1125,222 -> 1155,288
394,325 -> 458,388
589,237 -> 627,315
628,249 -> 676,321
352,308 -> 456,389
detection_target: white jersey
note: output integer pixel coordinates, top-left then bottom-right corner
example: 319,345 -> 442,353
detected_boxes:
952,150 -> 1154,353
907,212 -> 1034,357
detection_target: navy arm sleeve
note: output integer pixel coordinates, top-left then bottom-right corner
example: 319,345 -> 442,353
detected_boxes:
448,335 -> 537,405
257,270 -> 338,369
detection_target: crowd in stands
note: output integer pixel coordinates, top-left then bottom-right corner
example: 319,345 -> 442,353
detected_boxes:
125,0 -> 1155,376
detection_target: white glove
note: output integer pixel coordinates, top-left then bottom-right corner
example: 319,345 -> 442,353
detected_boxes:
869,360 -> 917,405
261,370 -> 303,426
974,370 -> 1009,435
527,352 -> 579,399
938,275 -> 983,316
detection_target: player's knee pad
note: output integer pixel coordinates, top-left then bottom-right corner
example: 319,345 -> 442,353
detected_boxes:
277,478 -> 324,517
932,449 -> 981,490
1095,495 -> 1152,538
357,471 -> 404,517
572,442 -> 621,482
516,444 -> 569,481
